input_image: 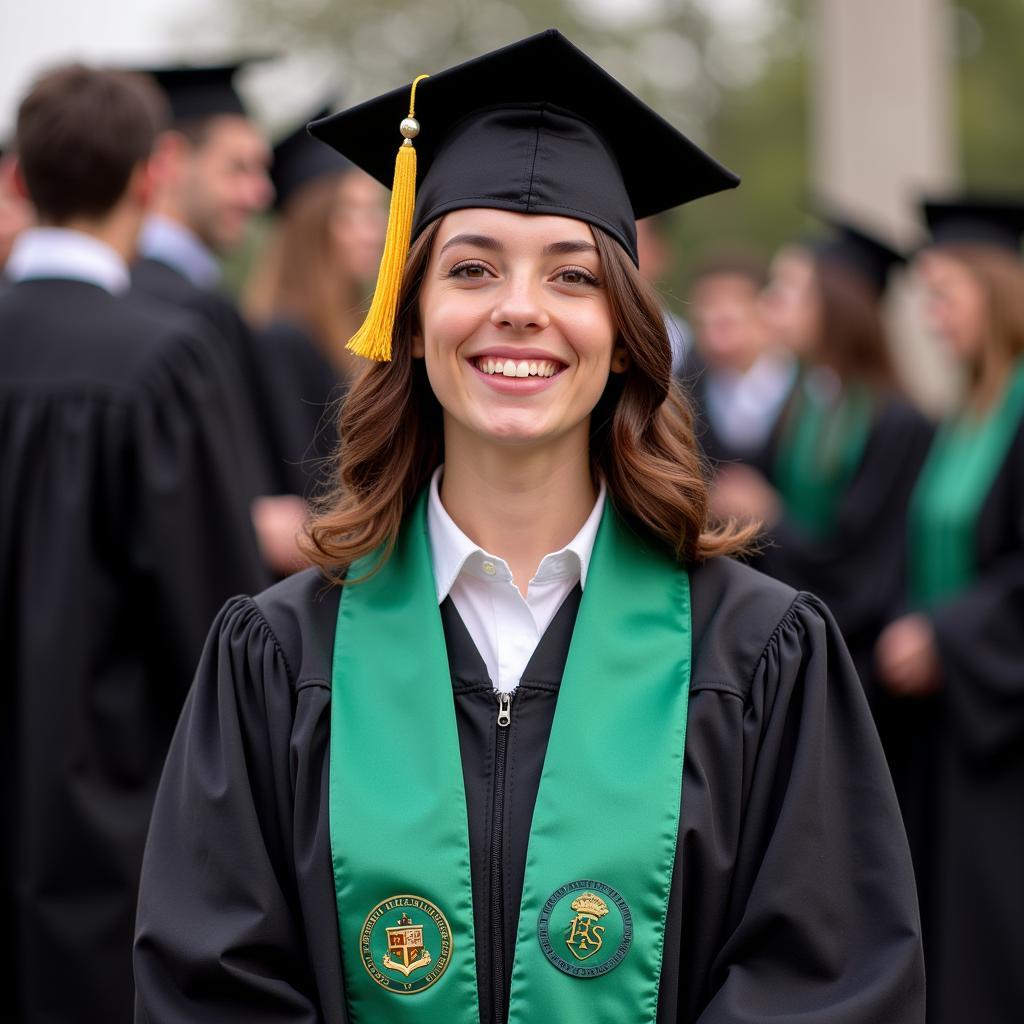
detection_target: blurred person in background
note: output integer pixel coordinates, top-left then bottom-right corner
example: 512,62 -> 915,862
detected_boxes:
712,219 -> 932,693
243,108 -> 386,507
0,63 -> 267,1023
0,146 -> 34,273
681,250 -> 795,466
131,62 -> 306,572
636,212 -> 690,375
876,198 -> 1024,1024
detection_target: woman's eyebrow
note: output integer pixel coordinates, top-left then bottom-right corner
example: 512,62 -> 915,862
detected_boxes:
544,240 -> 599,256
438,233 -> 502,256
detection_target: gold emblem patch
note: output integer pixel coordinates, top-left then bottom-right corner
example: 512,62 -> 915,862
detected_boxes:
360,894 -> 453,994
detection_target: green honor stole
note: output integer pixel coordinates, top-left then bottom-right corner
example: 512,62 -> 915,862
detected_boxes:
329,489 -> 692,1022
909,359 -> 1024,608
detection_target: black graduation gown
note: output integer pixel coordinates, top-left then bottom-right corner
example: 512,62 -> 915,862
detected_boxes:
887,416 -> 1024,1024
134,556 -> 925,1023
755,398 -> 934,698
677,350 -> 788,468
131,256 -> 278,498
0,278 -> 271,1023
250,317 -> 345,498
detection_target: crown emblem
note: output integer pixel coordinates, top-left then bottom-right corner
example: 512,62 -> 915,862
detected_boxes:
569,892 -> 609,919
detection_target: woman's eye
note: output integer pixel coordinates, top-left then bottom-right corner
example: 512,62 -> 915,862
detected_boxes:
449,262 -> 490,279
557,267 -> 599,286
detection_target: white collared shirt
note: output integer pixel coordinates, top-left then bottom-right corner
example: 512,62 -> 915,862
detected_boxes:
6,227 -> 130,295
426,466 -> 606,694
705,352 -> 797,454
138,214 -> 221,290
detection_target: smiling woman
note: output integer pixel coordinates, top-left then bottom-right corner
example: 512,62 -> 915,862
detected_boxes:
134,30 -> 925,1024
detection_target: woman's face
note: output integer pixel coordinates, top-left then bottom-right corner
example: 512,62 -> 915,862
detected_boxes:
415,208 -> 620,451
329,170 -> 388,285
915,249 -> 987,361
760,246 -> 821,357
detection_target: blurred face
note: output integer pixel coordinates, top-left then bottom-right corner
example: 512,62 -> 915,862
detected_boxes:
329,170 -> 387,284
415,208 -> 621,452
690,272 -> 765,373
915,249 -> 987,361
181,115 -> 272,253
0,156 -> 33,270
761,246 -> 821,357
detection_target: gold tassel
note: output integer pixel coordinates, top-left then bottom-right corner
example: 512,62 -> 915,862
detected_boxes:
346,73 -> 430,362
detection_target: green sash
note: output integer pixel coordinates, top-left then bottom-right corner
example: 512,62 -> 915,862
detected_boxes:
909,360 -> 1024,608
329,489 -> 692,1022
774,374 -> 873,536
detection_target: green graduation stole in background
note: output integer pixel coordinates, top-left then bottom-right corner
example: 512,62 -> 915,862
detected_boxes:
329,488 -> 692,1022
774,374 -> 873,537
909,359 -> 1024,609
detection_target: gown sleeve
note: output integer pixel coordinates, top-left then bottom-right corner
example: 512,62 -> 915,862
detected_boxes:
926,420 -> 1024,758
129,333 -> 270,693
696,593 -> 925,1023
133,597 -> 323,1023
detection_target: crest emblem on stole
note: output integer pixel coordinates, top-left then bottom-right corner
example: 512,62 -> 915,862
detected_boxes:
538,878 -> 633,978
360,894 -> 453,994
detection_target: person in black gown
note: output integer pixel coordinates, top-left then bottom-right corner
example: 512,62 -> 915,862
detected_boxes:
876,197 -> 1024,1024
680,250 -> 795,467
243,108 -> 386,509
130,62 -> 306,567
135,33 -> 924,1023
711,218 -> 934,695
0,64 -> 268,1023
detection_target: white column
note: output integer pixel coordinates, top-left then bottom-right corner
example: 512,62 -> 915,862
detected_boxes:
812,0 -> 959,411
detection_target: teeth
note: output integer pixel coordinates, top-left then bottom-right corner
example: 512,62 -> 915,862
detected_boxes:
475,357 -> 560,378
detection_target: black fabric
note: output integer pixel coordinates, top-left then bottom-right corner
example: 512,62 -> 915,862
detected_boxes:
131,255 -> 277,498
250,317 -> 345,497
0,277 -> 270,1023
144,64 -> 249,122
886,414 -> 1024,1024
134,556 -> 924,1023
921,196 -> 1024,253
811,218 -> 906,297
271,107 -> 350,211
677,349 -> 788,468
755,397 -> 934,697
307,30 -> 739,265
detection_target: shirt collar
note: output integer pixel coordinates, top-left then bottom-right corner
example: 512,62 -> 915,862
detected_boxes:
138,214 -> 221,290
426,465 -> 606,603
5,227 -> 130,295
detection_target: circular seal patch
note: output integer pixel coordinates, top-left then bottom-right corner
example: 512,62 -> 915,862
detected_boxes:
359,894 -> 453,995
537,879 -> 633,979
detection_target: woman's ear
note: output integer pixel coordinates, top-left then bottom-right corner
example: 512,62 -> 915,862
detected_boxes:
610,342 -> 631,374
411,322 -> 425,359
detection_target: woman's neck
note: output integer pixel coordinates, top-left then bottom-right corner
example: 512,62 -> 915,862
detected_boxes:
440,420 -> 598,597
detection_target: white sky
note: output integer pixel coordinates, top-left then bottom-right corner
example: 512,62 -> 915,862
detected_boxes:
0,0 -> 228,138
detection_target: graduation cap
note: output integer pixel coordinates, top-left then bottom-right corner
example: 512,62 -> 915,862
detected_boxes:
810,215 -> 906,297
144,61 -> 260,123
921,196 -> 1024,254
308,29 -> 740,361
271,106 -> 352,211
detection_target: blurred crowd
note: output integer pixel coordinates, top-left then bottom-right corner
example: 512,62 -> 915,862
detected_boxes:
2,55 -> 1022,1024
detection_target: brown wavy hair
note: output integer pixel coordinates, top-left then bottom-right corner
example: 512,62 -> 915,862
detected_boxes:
303,220 -> 757,580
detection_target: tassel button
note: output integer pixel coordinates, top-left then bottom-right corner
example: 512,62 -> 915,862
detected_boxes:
400,117 -> 420,142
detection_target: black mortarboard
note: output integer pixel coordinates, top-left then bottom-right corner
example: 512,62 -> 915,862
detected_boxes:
307,29 -> 739,360
145,62 -> 254,123
271,106 -> 352,211
811,215 -> 906,297
921,196 -> 1024,254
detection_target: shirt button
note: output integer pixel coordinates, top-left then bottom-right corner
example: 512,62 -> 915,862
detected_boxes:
481,561 -> 497,576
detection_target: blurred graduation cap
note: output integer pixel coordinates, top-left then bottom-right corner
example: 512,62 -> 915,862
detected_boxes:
271,105 -> 351,211
921,196 -> 1024,254
307,28 -> 740,360
144,60 -> 266,123
811,214 -> 906,297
